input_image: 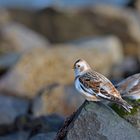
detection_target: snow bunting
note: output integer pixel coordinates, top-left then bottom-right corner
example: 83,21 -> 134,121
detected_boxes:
73,59 -> 133,112
115,73 -> 140,100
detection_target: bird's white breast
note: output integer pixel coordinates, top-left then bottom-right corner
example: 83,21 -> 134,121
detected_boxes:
75,78 -> 94,98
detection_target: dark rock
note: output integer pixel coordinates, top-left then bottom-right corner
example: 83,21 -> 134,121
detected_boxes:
14,114 -> 64,137
29,114 -> 64,137
56,101 -> 140,140
0,131 -> 29,140
0,95 -> 29,125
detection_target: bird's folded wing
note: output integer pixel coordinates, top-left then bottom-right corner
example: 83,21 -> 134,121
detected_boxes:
79,73 -> 121,101
79,75 -> 101,94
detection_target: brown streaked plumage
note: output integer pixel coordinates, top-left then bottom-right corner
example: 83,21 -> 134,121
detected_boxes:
73,59 -> 133,112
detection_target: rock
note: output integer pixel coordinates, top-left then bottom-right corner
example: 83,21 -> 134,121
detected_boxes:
14,114 -> 64,136
0,131 -> 29,140
70,36 -> 123,65
0,9 -> 10,26
56,101 -> 140,140
11,6 -> 140,56
29,114 -> 64,137
111,57 -> 140,81
32,84 -> 84,116
0,22 -> 49,53
0,95 -> 29,125
0,53 -> 20,76
135,0 -> 140,11
0,36 -> 122,98
30,132 -> 56,140
124,105 -> 140,131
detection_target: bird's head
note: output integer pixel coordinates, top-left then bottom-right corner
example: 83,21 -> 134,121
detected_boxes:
73,59 -> 91,76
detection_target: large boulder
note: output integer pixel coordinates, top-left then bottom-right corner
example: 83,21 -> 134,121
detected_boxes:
0,9 -> 10,26
10,6 -> 140,56
32,84 -> 84,116
0,22 -> 49,53
56,101 -> 140,140
0,95 -> 29,125
0,21 -> 49,75
0,36 -> 123,98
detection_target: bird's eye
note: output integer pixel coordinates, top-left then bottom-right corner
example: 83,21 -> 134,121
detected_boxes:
77,65 -> 80,68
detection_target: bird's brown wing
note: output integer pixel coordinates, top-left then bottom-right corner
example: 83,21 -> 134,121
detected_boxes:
79,72 -> 122,101
79,72 -> 101,94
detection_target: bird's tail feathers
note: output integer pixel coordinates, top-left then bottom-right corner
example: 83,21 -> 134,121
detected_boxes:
121,100 -> 133,113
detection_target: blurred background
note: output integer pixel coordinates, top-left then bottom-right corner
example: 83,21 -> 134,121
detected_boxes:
0,0 -> 140,139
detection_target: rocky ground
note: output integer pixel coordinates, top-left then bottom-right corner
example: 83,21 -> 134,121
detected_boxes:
0,3 -> 140,140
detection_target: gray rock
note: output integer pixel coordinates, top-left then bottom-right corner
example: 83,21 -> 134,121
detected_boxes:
0,95 -> 29,125
0,53 -> 20,72
30,132 -> 56,140
56,101 -> 140,140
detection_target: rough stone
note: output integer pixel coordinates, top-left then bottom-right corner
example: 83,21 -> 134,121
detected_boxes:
56,101 -> 140,140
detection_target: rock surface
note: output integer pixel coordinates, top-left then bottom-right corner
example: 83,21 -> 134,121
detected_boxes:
30,132 -> 56,140
10,6 -> 140,56
0,95 -> 29,125
0,131 -> 29,140
56,101 -> 140,140
0,36 -> 122,98
32,84 -> 84,116
0,53 -> 20,74
0,22 -> 49,53
29,114 -> 64,135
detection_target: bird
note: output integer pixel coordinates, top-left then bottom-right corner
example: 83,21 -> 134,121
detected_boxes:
73,59 -> 133,112
115,73 -> 140,100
